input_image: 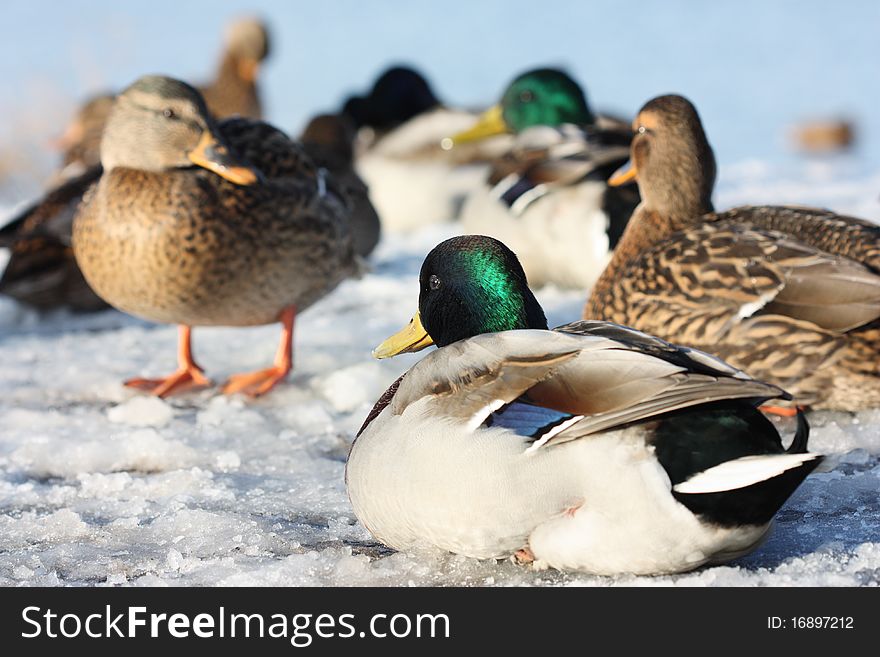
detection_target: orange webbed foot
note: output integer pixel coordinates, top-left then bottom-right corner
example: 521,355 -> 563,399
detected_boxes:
760,404 -> 802,418
222,306 -> 296,398
124,325 -> 211,397
125,366 -> 212,398
221,364 -> 291,397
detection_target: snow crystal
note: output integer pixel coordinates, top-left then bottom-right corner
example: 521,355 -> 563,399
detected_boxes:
107,396 -> 175,427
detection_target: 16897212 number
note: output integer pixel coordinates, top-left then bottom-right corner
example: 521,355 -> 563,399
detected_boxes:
767,616 -> 854,629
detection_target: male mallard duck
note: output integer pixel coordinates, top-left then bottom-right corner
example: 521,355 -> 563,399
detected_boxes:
584,94 -> 880,411
300,113 -> 380,257
55,17 -> 270,179
346,235 -> 821,575
342,65 -> 513,232
450,68 -> 639,289
71,75 -> 355,397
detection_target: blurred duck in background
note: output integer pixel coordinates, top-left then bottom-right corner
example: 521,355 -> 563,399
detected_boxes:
72,75 -> 357,398
341,65 -> 513,232
450,68 -> 640,290
54,16 -> 271,180
299,113 -> 381,258
584,94 -> 880,411
0,17 -> 271,312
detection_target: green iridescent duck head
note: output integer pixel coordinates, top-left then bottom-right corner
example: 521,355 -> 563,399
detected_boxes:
450,68 -> 595,145
374,235 -> 548,357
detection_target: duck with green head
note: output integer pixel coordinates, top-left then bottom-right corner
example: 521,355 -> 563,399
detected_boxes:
346,235 -> 822,575
450,68 -> 639,290
72,75 -> 356,397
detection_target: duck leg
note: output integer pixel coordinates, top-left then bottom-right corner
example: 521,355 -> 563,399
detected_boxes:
222,306 -> 296,397
125,325 -> 212,397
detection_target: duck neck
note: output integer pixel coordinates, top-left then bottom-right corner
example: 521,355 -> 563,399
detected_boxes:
212,53 -> 258,106
588,195 -> 713,313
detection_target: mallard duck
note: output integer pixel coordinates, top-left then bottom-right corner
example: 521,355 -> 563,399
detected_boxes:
55,17 -> 270,180
299,113 -> 380,257
584,94 -> 880,411
71,75 -> 355,397
0,19 -> 273,312
53,94 -> 116,176
342,65 -> 513,232
449,68 -> 639,289
346,235 -> 821,575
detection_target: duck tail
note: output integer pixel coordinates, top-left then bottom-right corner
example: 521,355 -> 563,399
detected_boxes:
787,409 -> 810,454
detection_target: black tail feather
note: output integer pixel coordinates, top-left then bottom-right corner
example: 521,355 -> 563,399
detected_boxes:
787,409 -> 810,454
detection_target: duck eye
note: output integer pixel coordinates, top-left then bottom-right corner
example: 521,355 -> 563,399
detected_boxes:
519,90 -> 534,103
637,125 -> 647,134
429,275 -> 441,290
163,108 -> 176,119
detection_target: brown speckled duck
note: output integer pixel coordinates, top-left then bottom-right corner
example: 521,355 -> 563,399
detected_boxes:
72,75 -> 356,397
584,94 -> 880,411
0,19 -> 272,312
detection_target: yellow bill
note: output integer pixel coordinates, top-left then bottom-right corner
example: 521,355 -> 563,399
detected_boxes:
188,130 -> 260,185
608,159 -> 637,187
372,311 -> 434,359
446,104 -> 508,147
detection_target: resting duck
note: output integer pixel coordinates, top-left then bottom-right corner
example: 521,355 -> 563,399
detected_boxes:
450,68 -> 639,289
72,75 -> 356,397
346,235 -> 821,575
299,113 -> 380,257
584,94 -> 880,411
342,65 -> 513,232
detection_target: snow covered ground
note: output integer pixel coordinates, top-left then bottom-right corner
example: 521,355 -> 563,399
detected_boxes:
0,158 -> 879,587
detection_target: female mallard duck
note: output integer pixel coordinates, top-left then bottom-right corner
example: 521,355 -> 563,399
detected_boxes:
346,235 -> 821,575
342,65 -> 513,232
449,68 -> 639,289
584,94 -> 880,411
0,19 -> 272,312
71,75 -> 356,397
299,113 -> 380,257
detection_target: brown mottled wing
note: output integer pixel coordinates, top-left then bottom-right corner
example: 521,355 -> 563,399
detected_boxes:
600,220 -> 880,336
218,118 -> 321,182
591,219 -> 880,404
0,166 -> 107,310
707,205 -> 880,273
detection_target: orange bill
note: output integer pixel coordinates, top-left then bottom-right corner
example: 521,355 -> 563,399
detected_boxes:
187,130 -> 260,185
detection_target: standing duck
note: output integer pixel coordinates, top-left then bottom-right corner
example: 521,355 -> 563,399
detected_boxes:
72,75 -> 356,397
0,18 -> 272,312
584,94 -> 880,411
450,68 -> 639,290
347,235 -> 821,575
